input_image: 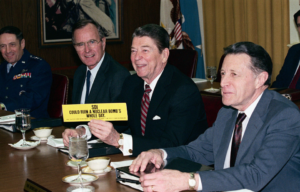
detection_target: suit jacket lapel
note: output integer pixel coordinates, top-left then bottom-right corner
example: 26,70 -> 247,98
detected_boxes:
86,54 -> 109,103
145,65 -> 172,130
74,68 -> 86,104
132,79 -> 144,136
235,91 -> 269,165
215,109 -> 237,170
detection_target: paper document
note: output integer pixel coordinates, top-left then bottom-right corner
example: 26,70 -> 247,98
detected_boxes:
0,114 -> 15,123
47,138 -> 64,148
192,78 -> 207,83
111,160 -> 134,169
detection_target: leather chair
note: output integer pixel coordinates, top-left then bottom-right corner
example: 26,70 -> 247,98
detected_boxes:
201,94 -> 223,127
168,49 -> 198,78
47,73 -> 69,118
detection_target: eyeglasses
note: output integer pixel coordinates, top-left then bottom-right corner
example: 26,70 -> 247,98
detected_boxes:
73,39 -> 101,50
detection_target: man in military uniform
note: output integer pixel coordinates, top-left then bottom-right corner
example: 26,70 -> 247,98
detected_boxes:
0,26 -> 52,119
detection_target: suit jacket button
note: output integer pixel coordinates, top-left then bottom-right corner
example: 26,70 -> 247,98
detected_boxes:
5,96 -> 8,99
6,87 -> 8,90
128,149 -> 133,153
20,84 -> 23,87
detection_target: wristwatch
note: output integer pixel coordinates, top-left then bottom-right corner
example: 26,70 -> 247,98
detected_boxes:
189,172 -> 196,190
117,133 -> 124,148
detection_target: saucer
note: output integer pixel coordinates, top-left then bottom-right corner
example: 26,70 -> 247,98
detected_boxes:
9,140 -> 40,150
82,166 -> 112,175
62,174 -> 98,185
66,160 -> 88,168
204,88 -> 220,93
30,135 -> 55,141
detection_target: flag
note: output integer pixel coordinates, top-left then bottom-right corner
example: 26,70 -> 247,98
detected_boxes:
160,0 -> 183,49
180,0 -> 205,78
160,0 -> 175,32
174,19 -> 183,41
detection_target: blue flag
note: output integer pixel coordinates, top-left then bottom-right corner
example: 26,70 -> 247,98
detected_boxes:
180,0 -> 205,78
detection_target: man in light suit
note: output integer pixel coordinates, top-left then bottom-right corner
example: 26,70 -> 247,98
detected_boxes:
63,24 -> 208,156
272,10 -> 300,89
62,19 -> 129,133
130,42 -> 300,192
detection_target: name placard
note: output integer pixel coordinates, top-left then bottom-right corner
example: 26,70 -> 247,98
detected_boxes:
62,103 -> 128,122
24,179 -> 51,192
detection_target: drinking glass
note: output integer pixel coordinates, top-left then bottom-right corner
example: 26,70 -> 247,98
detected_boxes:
15,108 -> 31,146
69,136 -> 89,186
206,66 -> 217,90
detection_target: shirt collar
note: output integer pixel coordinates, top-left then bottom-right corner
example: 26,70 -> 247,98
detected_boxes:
86,53 -> 105,77
239,92 -> 263,118
144,70 -> 164,91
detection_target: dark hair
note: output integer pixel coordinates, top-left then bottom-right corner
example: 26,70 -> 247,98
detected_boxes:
132,24 -> 169,53
72,19 -> 105,43
294,10 -> 300,25
0,26 -> 23,43
224,41 -> 273,85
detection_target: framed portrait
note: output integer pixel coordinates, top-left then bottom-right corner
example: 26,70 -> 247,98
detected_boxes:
38,0 -> 123,47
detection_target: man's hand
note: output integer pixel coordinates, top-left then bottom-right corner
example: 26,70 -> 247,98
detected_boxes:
62,128 -> 85,147
140,169 -> 192,192
88,119 -> 119,147
129,149 -> 165,172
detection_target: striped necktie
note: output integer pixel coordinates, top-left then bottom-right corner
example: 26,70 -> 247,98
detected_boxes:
141,84 -> 152,136
230,113 -> 247,167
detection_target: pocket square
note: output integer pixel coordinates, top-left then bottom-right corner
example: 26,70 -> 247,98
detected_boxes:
153,115 -> 161,120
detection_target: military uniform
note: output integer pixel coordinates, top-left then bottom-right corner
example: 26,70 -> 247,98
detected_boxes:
0,49 -> 52,119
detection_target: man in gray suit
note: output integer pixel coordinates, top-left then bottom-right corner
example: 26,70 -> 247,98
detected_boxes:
130,42 -> 300,192
62,19 -> 129,136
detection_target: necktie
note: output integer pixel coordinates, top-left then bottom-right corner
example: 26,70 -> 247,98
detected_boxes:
85,70 -> 91,103
141,84 -> 152,136
230,113 -> 247,167
289,66 -> 300,89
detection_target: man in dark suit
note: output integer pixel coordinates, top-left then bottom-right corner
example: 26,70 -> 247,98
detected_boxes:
0,26 -> 52,119
63,24 -> 208,156
130,42 -> 300,192
272,10 -> 300,89
62,19 -> 129,134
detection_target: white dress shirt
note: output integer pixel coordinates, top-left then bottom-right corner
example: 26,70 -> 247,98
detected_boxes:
7,63 -> 14,73
80,53 -> 105,104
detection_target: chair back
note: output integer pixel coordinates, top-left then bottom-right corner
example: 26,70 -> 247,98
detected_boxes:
168,49 -> 198,78
201,94 -> 223,127
47,73 -> 69,118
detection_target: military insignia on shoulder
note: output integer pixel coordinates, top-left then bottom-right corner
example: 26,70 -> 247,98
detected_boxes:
30,55 -> 42,60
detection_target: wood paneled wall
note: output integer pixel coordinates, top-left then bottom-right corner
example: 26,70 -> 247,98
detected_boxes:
0,0 -> 161,78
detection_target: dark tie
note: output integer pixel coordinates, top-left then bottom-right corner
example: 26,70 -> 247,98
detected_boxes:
289,67 -> 300,89
141,84 -> 152,136
85,70 -> 91,103
230,113 -> 247,167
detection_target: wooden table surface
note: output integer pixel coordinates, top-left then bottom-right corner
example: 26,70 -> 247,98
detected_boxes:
0,111 -> 137,192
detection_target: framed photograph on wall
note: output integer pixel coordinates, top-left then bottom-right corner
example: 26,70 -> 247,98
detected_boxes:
38,0 -> 123,47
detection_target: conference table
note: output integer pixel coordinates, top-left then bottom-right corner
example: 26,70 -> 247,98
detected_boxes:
0,110 -> 138,192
